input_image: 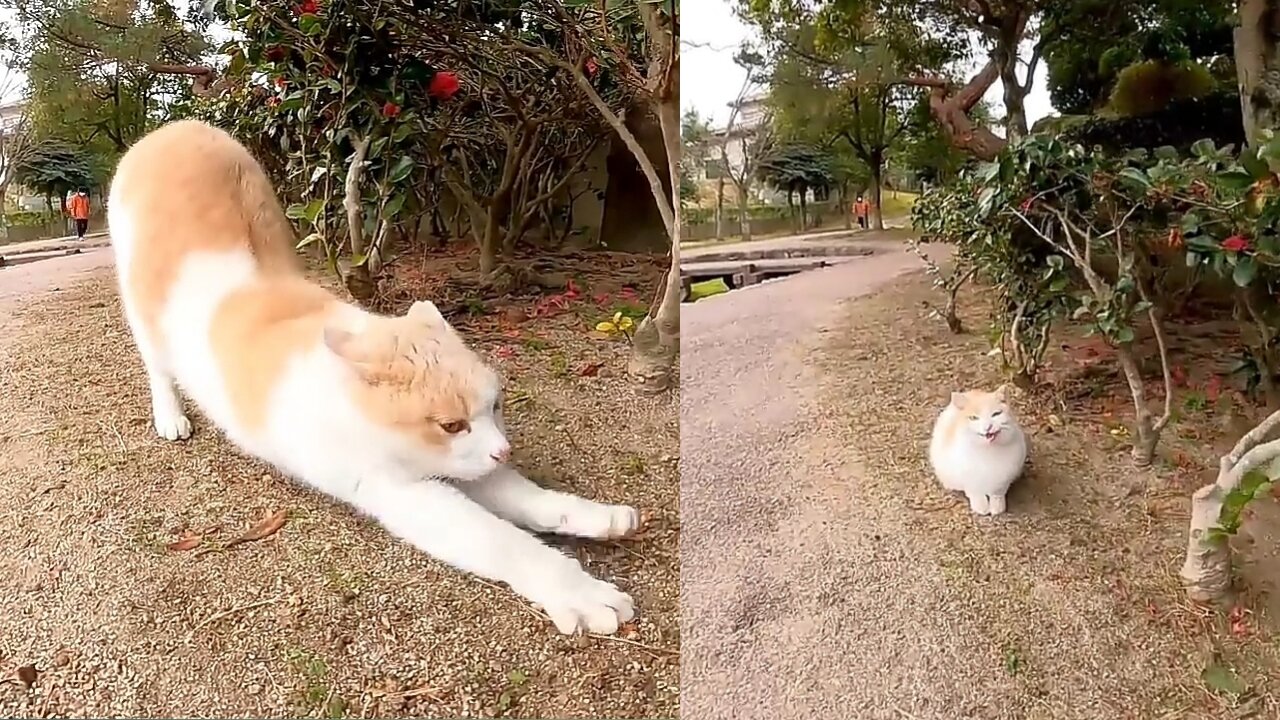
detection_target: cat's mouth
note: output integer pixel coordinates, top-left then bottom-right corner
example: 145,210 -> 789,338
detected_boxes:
982,429 -> 1001,442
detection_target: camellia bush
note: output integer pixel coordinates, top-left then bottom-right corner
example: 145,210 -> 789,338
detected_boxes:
196,0 -> 635,299
916,129 -> 1280,601
915,132 -> 1280,464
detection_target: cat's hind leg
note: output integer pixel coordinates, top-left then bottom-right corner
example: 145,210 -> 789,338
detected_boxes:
987,494 -> 1007,516
461,466 -> 640,539
965,491 -> 991,515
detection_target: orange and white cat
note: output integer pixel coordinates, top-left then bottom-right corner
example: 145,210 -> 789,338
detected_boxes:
928,385 -> 1027,516
109,120 -> 639,635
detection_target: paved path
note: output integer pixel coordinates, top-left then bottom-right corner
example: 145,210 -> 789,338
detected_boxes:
0,246 -> 113,313
680,243 -> 949,719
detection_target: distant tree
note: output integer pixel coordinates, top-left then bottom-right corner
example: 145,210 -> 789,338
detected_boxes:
11,140 -> 95,219
680,109 -> 713,208
757,143 -> 832,229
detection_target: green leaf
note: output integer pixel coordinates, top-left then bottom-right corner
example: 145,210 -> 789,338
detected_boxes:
1201,662 -> 1245,697
976,161 -> 1000,182
351,252 -> 370,267
1241,149 -> 1270,179
286,198 -> 325,224
299,13 -> 324,35
1154,145 -> 1179,161
1117,167 -> 1152,188
1233,256 -> 1258,287
1186,235 -> 1221,253
1113,326 -> 1135,344
382,192 -> 407,218
1217,170 -> 1256,191
1191,138 -> 1218,159
296,232 -> 324,250
977,187 -> 997,215
387,155 -> 415,184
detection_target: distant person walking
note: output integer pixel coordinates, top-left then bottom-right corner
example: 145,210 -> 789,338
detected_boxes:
853,195 -> 870,229
68,186 -> 91,240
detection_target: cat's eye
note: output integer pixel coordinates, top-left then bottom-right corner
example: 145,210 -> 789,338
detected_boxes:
968,415 -> 978,421
992,410 -> 1003,417
440,420 -> 470,434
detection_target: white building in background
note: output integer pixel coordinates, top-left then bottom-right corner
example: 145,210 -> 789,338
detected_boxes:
702,94 -> 781,205
0,98 -> 47,212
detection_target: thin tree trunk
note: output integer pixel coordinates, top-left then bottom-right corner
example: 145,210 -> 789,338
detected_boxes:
736,187 -> 752,241
839,182 -> 851,230
715,176 -> 726,239
341,136 -> 376,303
869,158 -> 885,231
799,190 -> 808,230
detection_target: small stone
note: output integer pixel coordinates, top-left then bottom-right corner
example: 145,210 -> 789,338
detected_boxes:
16,664 -> 38,688
53,650 -> 70,667
247,683 -> 262,695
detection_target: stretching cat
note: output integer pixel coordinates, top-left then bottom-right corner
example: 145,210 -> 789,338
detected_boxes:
109,120 -> 639,635
928,385 -> 1027,516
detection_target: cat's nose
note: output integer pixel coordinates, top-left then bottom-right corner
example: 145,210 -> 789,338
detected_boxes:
490,445 -> 511,463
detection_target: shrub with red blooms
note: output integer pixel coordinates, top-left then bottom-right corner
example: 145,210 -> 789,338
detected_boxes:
1221,234 -> 1251,253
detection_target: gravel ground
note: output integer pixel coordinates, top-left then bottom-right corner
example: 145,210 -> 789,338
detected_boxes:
681,245 -> 1280,719
0,260 -> 678,718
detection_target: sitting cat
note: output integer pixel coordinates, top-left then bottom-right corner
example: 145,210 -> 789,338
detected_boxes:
109,120 -> 639,635
928,385 -> 1027,516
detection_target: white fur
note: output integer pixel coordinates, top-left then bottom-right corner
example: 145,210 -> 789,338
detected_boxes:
928,400 -> 1027,516
109,197 -> 640,635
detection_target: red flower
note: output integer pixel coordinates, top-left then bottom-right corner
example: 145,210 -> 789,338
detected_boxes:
585,57 -> 599,76
1222,234 -> 1251,252
382,101 -> 401,119
1167,227 -> 1183,249
427,71 -> 460,100
295,0 -> 319,14
1019,197 -> 1034,212
264,45 -> 287,62
266,96 -> 281,108
274,76 -> 287,89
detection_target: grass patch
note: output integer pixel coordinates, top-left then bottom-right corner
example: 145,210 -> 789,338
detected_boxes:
879,190 -> 918,218
689,278 -> 729,301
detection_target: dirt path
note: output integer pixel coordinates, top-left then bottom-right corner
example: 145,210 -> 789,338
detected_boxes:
681,246 -> 1279,719
0,250 -> 678,718
680,243 -> 941,718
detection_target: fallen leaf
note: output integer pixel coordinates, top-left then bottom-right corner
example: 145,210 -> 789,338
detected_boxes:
166,535 -> 203,552
1229,605 -> 1247,623
1202,661 -> 1245,696
1231,619 -> 1249,637
1206,375 -> 1223,402
16,664 -> 36,688
1171,365 -> 1189,388
577,362 -> 603,377
494,346 -> 516,359
226,510 -> 287,547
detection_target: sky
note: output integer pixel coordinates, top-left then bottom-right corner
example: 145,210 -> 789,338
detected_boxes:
682,0 -> 1054,131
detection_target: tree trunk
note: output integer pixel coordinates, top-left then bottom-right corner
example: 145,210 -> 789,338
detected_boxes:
1181,407 -> 1280,602
715,176 -> 726,239
1235,0 -> 1280,146
905,60 -> 1007,161
736,188 -> 752,241
995,16 -> 1030,142
626,36 -> 681,393
839,182 -> 851,230
341,136 -> 375,303
1116,345 -> 1160,466
869,157 -> 885,231
798,190 -> 808,230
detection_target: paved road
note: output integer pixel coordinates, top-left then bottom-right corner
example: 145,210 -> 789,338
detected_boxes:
0,246 -> 113,313
680,241 -> 948,719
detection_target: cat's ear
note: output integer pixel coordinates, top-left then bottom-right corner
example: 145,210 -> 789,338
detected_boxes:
951,391 -> 967,409
408,300 -> 446,328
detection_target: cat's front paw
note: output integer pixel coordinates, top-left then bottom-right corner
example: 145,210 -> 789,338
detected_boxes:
555,503 -> 641,540
988,495 -> 1007,516
154,411 -> 192,441
966,492 -> 990,515
530,568 -> 635,635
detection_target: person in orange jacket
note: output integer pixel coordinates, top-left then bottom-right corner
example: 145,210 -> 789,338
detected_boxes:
67,186 -> 91,240
853,195 -> 870,229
